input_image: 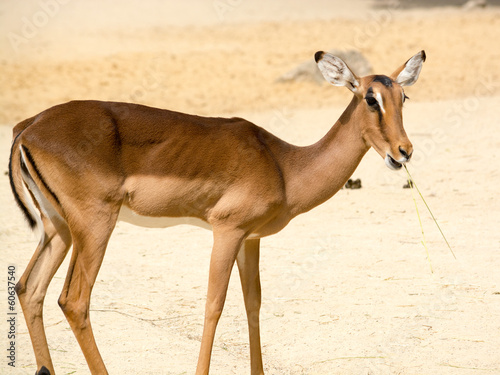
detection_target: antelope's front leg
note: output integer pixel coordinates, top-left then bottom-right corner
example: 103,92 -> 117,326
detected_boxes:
237,238 -> 264,375
195,228 -> 246,375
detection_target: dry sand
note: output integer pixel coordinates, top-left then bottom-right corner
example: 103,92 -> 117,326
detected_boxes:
1,1 -> 500,374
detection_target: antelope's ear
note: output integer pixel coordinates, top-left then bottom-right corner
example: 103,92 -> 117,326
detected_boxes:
315,51 -> 360,93
391,50 -> 426,87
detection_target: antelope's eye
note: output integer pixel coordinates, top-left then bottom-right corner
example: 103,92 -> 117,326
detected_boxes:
365,96 -> 378,107
403,94 -> 410,102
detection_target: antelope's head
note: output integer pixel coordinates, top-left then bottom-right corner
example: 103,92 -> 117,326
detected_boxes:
315,50 -> 426,170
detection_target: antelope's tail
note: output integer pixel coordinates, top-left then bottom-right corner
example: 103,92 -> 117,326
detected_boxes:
8,116 -> 40,230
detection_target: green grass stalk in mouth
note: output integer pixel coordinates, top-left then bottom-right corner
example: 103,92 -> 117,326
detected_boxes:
404,165 -> 457,262
405,166 -> 433,273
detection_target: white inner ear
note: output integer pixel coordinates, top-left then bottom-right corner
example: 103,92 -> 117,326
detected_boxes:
396,54 -> 424,87
317,54 -> 359,92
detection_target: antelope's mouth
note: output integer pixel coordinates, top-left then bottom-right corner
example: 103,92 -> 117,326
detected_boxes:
385,154 -> 403,170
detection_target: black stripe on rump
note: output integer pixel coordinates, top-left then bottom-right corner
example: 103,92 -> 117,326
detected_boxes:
21,145 -> 61,206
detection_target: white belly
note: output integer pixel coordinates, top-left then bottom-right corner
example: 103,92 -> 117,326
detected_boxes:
117,205 -> 213,231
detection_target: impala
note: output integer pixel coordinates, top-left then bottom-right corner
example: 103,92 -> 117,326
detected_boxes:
9,50 -> 425,374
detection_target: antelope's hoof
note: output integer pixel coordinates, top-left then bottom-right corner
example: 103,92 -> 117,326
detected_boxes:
36,366 -> 51,375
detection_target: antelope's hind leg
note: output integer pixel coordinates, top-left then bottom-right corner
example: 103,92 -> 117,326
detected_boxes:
15,216 -> 72,375
57,205 -> 119,375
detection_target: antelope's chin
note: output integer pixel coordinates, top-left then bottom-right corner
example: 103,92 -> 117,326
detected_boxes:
385,154 -> 403,170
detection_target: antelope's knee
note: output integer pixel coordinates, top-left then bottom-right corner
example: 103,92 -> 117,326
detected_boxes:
58,294 -> 89,329
15,279 -> 45,311
14,279 -> 26,297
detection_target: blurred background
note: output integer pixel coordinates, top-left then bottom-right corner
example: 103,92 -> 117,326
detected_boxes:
1,0 -> 499,124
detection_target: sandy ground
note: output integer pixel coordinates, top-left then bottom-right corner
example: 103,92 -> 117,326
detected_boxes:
1,1 -> 500,374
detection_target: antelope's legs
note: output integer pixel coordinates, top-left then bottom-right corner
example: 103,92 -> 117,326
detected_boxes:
195,229 -> 246,375
16,217 -> 72,375
57,214 -> 116,375
237,239 -> 264,375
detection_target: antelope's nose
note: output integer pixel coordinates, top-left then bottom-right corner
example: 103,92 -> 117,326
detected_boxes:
399,146 -> 413,162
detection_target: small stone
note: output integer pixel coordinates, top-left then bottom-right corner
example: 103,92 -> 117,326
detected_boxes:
345,178 -> 362,189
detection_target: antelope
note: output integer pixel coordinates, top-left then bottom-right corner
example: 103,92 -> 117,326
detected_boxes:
9,50 -> 425,375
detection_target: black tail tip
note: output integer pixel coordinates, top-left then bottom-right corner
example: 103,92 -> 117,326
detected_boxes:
36,366 -> 51,375
314,51 -> 325,63
421,50 -> 427,62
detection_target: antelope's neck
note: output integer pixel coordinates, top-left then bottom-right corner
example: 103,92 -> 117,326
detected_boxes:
282,97 -> 370,217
